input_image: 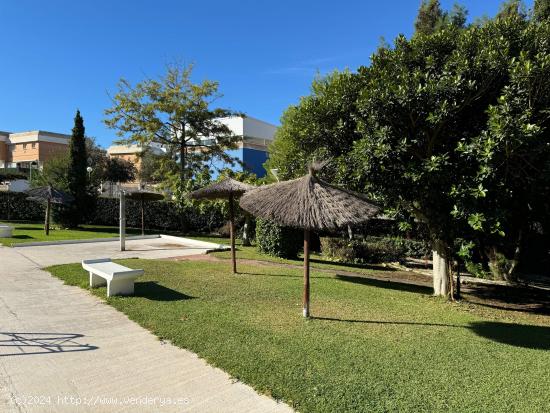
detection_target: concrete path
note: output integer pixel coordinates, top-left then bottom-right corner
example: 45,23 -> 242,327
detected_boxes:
0,241 -> 293,413
11,237 -> 219,267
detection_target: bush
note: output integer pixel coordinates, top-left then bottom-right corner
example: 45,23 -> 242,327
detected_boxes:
320,236 -> 431,264
86,197 -> 225,233
0,192 -> 225,233
0,191 -> 45,221
256,219 -> 303,259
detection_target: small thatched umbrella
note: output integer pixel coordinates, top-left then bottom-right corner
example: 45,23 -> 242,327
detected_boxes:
125,190 -> 165,235
26,186 -> 74,235
189,178 -> 255,273
239,164 -> 379,317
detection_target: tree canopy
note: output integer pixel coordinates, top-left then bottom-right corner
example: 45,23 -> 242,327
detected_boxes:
104,63 -> 242,187
267,8 -> 550,294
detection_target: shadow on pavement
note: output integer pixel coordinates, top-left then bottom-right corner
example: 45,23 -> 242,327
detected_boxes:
0,332 -> 98,356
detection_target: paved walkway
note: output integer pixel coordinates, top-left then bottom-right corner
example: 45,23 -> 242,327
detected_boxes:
0,241 -> 292,413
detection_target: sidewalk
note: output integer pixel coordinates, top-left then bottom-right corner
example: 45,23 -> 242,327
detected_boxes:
0,243 -> 292,413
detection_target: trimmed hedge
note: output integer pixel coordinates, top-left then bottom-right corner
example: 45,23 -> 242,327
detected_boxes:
256,219 -> 303,259
321,236 -> 431,264
0,192 -> 225,233
0,191 -> 45,221
86,197 -> 225,233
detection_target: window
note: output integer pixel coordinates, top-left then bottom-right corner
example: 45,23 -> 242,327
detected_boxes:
23,143 -> 27,150
31,143 -> 36,149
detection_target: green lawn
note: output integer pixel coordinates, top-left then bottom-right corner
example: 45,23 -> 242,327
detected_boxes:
0,221 -> 150,246
191,235 -> 394,275
47,258 -> 550,413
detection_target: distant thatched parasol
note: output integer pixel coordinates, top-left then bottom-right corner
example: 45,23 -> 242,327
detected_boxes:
240,163 -> 379,317
189,178 -> 255,273
26,186 -> 74,235
125,190 -> 165,235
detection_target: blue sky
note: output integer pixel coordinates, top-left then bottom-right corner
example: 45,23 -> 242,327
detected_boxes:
0,0 -> 534,148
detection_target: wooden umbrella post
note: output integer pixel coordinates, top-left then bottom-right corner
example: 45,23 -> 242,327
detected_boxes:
44,198 -> 51,235
229,193 -> 237,274
303,228 -> 310,318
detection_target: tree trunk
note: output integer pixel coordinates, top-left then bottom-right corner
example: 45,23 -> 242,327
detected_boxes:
229,194 -> 236,274
180,139 -> 187,183
242,215 -> 252,246
432,239 -> 450,296
303,229 -> 310,318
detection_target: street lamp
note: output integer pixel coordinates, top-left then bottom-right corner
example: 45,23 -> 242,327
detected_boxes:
86,166 -> 93,180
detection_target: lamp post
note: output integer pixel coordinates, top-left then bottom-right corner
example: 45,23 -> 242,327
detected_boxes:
86,166 -> 93,180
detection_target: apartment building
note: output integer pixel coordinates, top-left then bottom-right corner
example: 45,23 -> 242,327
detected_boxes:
0,130 -> 70,169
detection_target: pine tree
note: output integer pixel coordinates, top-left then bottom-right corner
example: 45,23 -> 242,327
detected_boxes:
414,0 -> 445,35
65,110 -> 88,227
449,3 -> 468,28
496,0 -> 527,19
534,0 -> 550,20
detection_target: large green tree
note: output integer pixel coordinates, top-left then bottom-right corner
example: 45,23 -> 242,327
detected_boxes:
265,70 -> 364,182
349,15 -> 550,293
104,63 -> 241,188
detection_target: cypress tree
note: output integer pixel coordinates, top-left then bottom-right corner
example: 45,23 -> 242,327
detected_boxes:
414,0 -> 445,35
66,110 -> 88,227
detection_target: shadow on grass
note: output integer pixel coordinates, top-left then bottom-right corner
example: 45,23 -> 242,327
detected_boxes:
11,235 -> 33,240
309,258 -> 396,272
469,321 -> 550,350
461,283 -> 550,316
312,317 -> 460,328
335,274 -> 432,294
238,272 -> 327,279
134,281 -> 194,301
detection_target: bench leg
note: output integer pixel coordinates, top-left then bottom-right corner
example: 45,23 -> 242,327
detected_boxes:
90,272 -> 107,288
107,279 -> 135,297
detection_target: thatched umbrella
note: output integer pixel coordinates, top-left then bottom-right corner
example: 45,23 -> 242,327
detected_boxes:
125,190 -> 164,235
26,186 -> 74,235
189,178 -> 255,273
239,164 -> 379,317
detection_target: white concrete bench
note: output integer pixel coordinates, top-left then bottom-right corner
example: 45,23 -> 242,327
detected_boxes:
0,225 -> 13,238
82,258 -> 144,297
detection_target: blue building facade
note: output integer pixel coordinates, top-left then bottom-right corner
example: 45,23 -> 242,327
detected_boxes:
211,116 -> 277,178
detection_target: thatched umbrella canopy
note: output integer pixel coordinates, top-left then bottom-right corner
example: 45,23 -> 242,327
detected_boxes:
26,186 -> 74,235
125,190 -> 165,235
240,164 -> 379,317
189,178 -> 255,274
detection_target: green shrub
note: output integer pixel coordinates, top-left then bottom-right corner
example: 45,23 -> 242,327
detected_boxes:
0,192 -> 225,233
86,197 -> 225,233
0,191 -> 45,221
464,261 -> 491,280
320,236 -> 431,264
256,219 -> 302,259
